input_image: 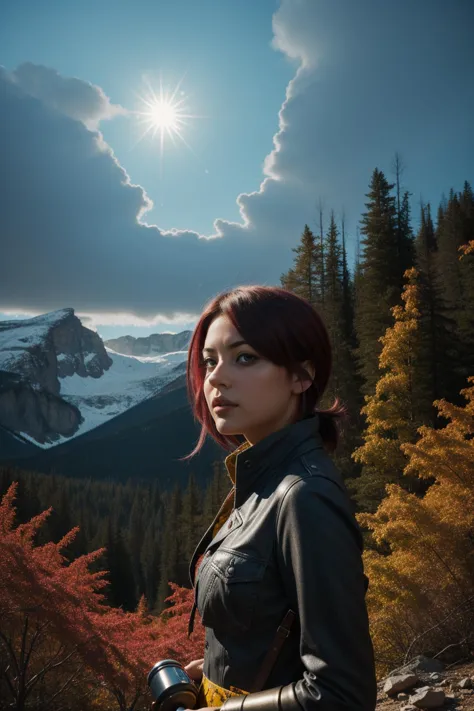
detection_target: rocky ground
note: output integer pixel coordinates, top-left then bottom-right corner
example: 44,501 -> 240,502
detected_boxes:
376,657 -> 474,710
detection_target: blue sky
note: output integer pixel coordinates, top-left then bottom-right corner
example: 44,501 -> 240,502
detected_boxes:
1,0 -> 292,236
1,0 -> 473,339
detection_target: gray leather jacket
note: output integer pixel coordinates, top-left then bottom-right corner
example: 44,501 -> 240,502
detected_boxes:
188,416 -> 377,711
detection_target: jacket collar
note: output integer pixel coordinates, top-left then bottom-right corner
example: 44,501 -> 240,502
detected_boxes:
224,414 -> 323,508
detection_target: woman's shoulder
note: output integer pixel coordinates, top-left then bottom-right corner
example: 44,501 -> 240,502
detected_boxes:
275,446 -> 348,503
274,452 -> 363,547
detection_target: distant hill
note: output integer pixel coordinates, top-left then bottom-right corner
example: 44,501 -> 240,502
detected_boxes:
0,423 -> 40,459
10,381 -> 224,490
104,331 -> 192,356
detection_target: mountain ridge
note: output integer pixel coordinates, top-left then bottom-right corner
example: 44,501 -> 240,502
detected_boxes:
104,331 -> 192,356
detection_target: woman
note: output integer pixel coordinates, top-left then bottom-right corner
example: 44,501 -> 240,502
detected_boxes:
183,286 -> 377,711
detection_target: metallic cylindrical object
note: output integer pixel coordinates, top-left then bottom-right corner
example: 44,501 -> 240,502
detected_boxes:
148,659 -> 198,711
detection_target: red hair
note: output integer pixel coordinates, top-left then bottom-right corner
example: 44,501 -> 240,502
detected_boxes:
184,285 -> 347,458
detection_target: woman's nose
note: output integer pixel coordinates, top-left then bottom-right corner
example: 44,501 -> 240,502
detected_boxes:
208,360 -> 230,387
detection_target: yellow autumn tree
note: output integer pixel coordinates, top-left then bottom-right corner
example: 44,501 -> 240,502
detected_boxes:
459,240 -> 474,257
350,267 -> 430,513
358,377 -> 474,676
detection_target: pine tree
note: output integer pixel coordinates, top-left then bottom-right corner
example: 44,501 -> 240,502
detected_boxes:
128,488 -> 146,598
202,461 -> 231,525
353,226 -> 363,347
414,203 -> 449,424
434,188 -> 474,402
335,215 -> 366,478
156,486 -> 182,612
318,200 -> 325,306
280,267 -> 298,293
459,180 -> 474,260
105,520 -> 137,611
354,168 -> 401,396
392,154 -> 415,289
298,212 -> 358,479
340,213 -> 356,348
322,212 -> 344,393
179,471 -> 202,580
458,181 -> 474,378
350,268 -> 429,513
280,224 -> 323,307
398,190 -> 416,281
140,482 -> 163,609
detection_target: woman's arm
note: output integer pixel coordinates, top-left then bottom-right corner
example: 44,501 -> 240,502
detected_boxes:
222,474 -> 377,711
185,658 -> 204,682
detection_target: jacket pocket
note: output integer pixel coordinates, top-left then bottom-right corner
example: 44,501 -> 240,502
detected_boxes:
200,548 -> 266,632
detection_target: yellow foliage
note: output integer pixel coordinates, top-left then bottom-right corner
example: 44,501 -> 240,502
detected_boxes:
459,240 -> 474,258
358,376 -> 474,676
351,268 -> 424,511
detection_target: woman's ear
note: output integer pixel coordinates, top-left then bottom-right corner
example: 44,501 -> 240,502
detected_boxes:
292,361 -> 315,394
302,360 -> 315,381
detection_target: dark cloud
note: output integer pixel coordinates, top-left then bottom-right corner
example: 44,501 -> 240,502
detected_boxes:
0,66 -> 295,319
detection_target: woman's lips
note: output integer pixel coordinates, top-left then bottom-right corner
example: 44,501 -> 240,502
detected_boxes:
214,404 -> 238,413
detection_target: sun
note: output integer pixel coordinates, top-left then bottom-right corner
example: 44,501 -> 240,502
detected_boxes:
134,76 -> 201,156
149,99 -> 179,131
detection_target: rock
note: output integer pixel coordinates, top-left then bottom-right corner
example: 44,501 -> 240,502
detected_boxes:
400,705 -> 418,711
390,655 -> 445,676
0,371 -> 82,444
458,678 -> 472,689
398,692 -> 410,701
429,673 -> 442,681
409,687 -> 445,708
0,308 -> 112,394
384,673 -> 419,696
0,309 -> 112,444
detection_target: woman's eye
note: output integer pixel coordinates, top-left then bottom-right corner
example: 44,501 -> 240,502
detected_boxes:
200,353 -> 257,369
237,353 -> 257,364
201,357 -> 216,368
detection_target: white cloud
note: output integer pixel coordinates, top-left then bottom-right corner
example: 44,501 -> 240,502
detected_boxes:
10,63 -> 126,129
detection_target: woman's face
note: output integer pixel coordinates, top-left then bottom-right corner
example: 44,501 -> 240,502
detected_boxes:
202,314 -> 310,445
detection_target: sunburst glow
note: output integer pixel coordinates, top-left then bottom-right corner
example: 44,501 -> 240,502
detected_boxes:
134,76 -> 200,156
149,100 -> 179,131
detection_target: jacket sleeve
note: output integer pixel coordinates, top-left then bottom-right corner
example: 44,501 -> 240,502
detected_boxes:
275,474 -> 377,711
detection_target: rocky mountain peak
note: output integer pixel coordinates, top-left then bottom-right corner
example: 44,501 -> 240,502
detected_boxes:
0,308 -> 112,395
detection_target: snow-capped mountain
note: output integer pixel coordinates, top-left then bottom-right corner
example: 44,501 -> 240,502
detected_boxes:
104,331 -> 192,356
0,309 -> 188,448
0,308 -> 112,393
59,349 -> 187,443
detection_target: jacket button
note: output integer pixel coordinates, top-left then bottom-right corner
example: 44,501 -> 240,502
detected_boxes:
205,641 -> 209,649
244,460 -> 251,469
227,566 -> 235,578
227,519 -> 233,529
